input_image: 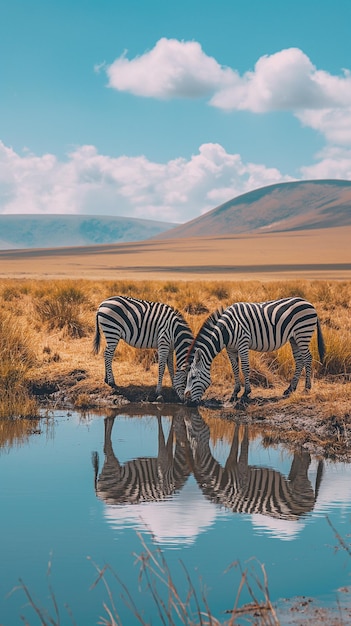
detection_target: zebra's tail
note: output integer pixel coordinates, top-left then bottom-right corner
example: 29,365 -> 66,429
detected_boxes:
93,313 -> 101,355
317,317 -> 326,365
92,451 -> 99,491
314,459 -> 324,502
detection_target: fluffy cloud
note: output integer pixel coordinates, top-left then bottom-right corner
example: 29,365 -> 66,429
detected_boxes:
300,146 -> 351,180
106,38 -> 232,99
211,48 -> 351,113
2,139 -> 351,220
106,40 -> 351,112
105,39 -> 351,146
0,141 -> 293,221
296,107 -> 351,146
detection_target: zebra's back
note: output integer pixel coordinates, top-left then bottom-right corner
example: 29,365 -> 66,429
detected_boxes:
221,465 -> 315,520
223,297 -> 318,351
97,296 -> 175,348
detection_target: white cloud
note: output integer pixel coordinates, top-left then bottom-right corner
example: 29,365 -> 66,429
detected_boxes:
296,107 -> 351,145
300,146 -> 351,180
0,140 -> 293,222
106,38 -> 232,99
103,479 -> 222,546
2,138 -> 351,222
211,48 -> 325,112
105,39 -> 351,146
106,41 -> 351,112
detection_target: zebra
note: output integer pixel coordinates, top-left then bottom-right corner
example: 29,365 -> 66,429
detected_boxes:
93,296 -> 194,400
182,408 -> 323,521
183,297 -> 325,404
92,414 -> 190,506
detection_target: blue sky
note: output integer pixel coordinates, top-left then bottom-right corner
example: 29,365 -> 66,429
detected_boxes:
1,0 -> 351,223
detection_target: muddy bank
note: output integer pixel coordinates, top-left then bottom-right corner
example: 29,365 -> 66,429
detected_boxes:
31,370 -> 351,463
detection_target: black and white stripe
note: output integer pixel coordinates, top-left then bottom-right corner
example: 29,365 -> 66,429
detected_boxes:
183,410 -> 323,521
184,297 -> 325,403
92,416 -> 190,505
93,296 -> 194,399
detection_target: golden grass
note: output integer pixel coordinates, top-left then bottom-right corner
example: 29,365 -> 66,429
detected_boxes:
0,308 -> 39,418
0,277 -> 350,421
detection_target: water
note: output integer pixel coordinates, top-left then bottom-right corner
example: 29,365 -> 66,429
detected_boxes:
0,406 -> 350,625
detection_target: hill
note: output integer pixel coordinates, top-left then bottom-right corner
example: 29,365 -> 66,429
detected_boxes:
156,179 -> 351,239
0,214 -> 176,250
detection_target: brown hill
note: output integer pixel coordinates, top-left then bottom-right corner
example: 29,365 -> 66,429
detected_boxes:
156,179 -> 351,239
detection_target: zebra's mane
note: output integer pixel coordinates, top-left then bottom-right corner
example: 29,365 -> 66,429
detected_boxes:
185,307 -> 224,363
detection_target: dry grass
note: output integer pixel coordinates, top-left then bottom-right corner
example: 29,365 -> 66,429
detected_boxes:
0,307 -> 38,418
12,524 -> 351,625
14,531 -> 280,626
0,278 -> 350,421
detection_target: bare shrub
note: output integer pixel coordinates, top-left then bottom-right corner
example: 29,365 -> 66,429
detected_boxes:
162,281 -> 179,294
34,284 -> 90,338
208,282 -> 230,300
184,300 -> 209,315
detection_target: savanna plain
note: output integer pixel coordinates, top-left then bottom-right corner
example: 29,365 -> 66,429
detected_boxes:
1,232 -> 351,626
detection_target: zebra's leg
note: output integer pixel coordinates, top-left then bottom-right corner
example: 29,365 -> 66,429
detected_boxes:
302,346 -> 313,391
225,423 -> 239,469
103,417 -> 121,471
155,346 -> 169,400
238,425 -> 249,471
167,350 -> 175,385
238,345 -> 252,400
226,348 -> 241,401
283,338 -> 305,396
104,338 -> 120,388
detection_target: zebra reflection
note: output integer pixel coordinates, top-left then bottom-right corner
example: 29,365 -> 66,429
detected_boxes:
183,410 -> 323,521
92,415 -> 190,505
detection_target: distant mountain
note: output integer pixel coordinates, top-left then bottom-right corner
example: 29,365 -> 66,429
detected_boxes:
155,179 -> 351,239
0,214 -> 176,250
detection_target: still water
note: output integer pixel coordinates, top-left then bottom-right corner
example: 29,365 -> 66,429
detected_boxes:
0,406 -> 350,625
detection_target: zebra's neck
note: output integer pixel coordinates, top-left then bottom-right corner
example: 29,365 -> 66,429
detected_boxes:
195,324 -> 224,361
173,317 -> 194,366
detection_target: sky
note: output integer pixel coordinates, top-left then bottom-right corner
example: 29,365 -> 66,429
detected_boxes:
1,0 -> 351,224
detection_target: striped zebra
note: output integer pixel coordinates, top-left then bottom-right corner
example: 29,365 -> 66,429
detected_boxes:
183,297 -> 325,404
93,296 -> 194,400
183,409 -> 323,521
92,415 -> 190,505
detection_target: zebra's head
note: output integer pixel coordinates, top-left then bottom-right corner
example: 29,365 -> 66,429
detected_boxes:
184,348 -> 211,405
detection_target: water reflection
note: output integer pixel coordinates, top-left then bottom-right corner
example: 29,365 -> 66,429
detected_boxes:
92,410 -> 219,544
0,416 -> 41,452
183,409 -> 323,521
93,414 -> 190,505
92,407 -> 325,543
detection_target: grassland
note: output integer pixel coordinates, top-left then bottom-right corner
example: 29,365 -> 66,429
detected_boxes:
0,276 -> 350,460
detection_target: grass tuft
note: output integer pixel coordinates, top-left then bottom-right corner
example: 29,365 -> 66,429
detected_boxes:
0,310 -> 38,418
